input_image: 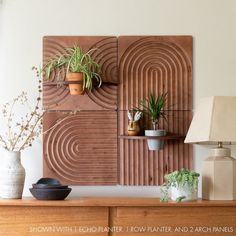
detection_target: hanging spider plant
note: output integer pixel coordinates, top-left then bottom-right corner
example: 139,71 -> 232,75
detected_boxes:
44,46 -> 102,95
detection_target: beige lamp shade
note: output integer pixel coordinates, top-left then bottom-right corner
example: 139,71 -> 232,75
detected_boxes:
185,96 -> 236,144
184,96 -> 236,200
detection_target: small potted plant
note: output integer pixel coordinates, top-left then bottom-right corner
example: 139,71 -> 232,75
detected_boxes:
161,168 -> 200,202
139,93 -> 167,150
44,46 -> 102,95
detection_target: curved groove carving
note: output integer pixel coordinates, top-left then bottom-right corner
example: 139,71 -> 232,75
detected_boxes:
119,36 -> 192,111
44,112 -> 117,185
43,36 -> 118,110
118,36 -> 193,185
43,38 -> 69,109
87,37 -> 118,110
89,37 -> 118,83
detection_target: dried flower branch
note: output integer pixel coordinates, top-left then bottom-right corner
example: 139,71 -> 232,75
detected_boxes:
0,67 -> 43,151
0,66 -> 81,152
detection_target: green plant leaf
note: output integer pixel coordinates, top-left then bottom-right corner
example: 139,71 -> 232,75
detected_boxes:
42,45 -> 102,90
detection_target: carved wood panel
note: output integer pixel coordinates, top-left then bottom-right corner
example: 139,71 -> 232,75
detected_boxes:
118,36 -> 193,185
43,36 -> 118,111
43,111 -> 117,185
43,35 -> 193,186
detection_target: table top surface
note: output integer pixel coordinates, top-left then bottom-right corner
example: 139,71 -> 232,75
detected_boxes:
0,197 -> 236,207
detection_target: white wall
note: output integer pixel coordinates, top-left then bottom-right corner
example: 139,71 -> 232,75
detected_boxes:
0,0 -> 236,197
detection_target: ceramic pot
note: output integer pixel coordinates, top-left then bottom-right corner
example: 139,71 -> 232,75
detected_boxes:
0,151 -> 25,199
67,72 -> 84,95
128,121 -> 140,136
145,129 -> 166,150
171,183 -> 198,202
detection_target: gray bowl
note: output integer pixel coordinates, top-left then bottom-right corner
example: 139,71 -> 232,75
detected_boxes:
32,184 -> 68,189
30,188 -> 72,200
36,178 -> 61,186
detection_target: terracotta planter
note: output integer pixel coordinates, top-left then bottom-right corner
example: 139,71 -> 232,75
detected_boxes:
67,72 -> 84,95
0,151 -> 25,199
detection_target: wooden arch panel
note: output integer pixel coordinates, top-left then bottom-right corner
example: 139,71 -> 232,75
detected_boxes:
118,36 -> 193,185
43,111 -> 118,185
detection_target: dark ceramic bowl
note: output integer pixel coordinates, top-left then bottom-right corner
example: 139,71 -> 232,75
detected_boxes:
36,178 -> 61,186
32,184 -> 68,189
29,188 -> 72,200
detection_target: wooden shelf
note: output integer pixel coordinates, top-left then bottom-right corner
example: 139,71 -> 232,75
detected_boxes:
43,80 -> 118,86
119,133 -> 185,140
1,197 -> 236,207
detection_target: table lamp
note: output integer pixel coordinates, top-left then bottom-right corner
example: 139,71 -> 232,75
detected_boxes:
184,96 -> 236,200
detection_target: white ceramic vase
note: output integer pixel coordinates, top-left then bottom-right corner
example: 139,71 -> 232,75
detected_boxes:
0,151 -> 25,199
171,183 -> 198,202
145,130 -> 166,150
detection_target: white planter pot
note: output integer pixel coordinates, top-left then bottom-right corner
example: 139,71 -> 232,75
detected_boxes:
171,183 -> 198,202
0,151 -> 25,199
145,130 -> 166,150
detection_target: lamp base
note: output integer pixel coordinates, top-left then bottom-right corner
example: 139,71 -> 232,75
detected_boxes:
202,147 -> 236,200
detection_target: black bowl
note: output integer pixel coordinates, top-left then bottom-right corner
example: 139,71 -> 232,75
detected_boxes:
32,184 -> 68,189
36,178 -> 61,186
30,188 -> 72,200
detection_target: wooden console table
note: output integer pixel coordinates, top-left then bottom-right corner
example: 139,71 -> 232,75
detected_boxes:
0,197 -> 236,236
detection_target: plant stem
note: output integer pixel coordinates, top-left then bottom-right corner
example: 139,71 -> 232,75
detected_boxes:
7,100 -> 16,145
152,121 -> 157,130
18,114 -> 43,151
0,135 -> 8,150
43,116 -> 69,135
11,100 -> 40,151
43,111 -> 79,135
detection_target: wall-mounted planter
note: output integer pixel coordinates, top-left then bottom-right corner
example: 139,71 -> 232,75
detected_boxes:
145,130 -> 167,150
67,72 -> 85,95
43,35 -> 193,186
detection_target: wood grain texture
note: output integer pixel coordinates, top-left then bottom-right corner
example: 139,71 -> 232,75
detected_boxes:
2,197 -> 236,207
43,36 -> 118,110
1,198 -> 236,236
111,206 -> 236,236
0,206 -> 108,236
118,36 -> 193,185
43,111 -> 117,185
42,35 -> 193,186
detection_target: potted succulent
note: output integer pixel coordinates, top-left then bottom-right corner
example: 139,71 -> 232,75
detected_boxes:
139,93 -> 167,150
44,46 -> 102,95
161,168 -> 200,202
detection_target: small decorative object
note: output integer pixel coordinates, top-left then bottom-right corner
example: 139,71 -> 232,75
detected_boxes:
185,96 -> 236,200
0,84 -> 43,199
127,110 -> 142,136
160,168 -> 200,202
30,178 -> 72,200
139,93 -> 167,150
43,46 -> 102,95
